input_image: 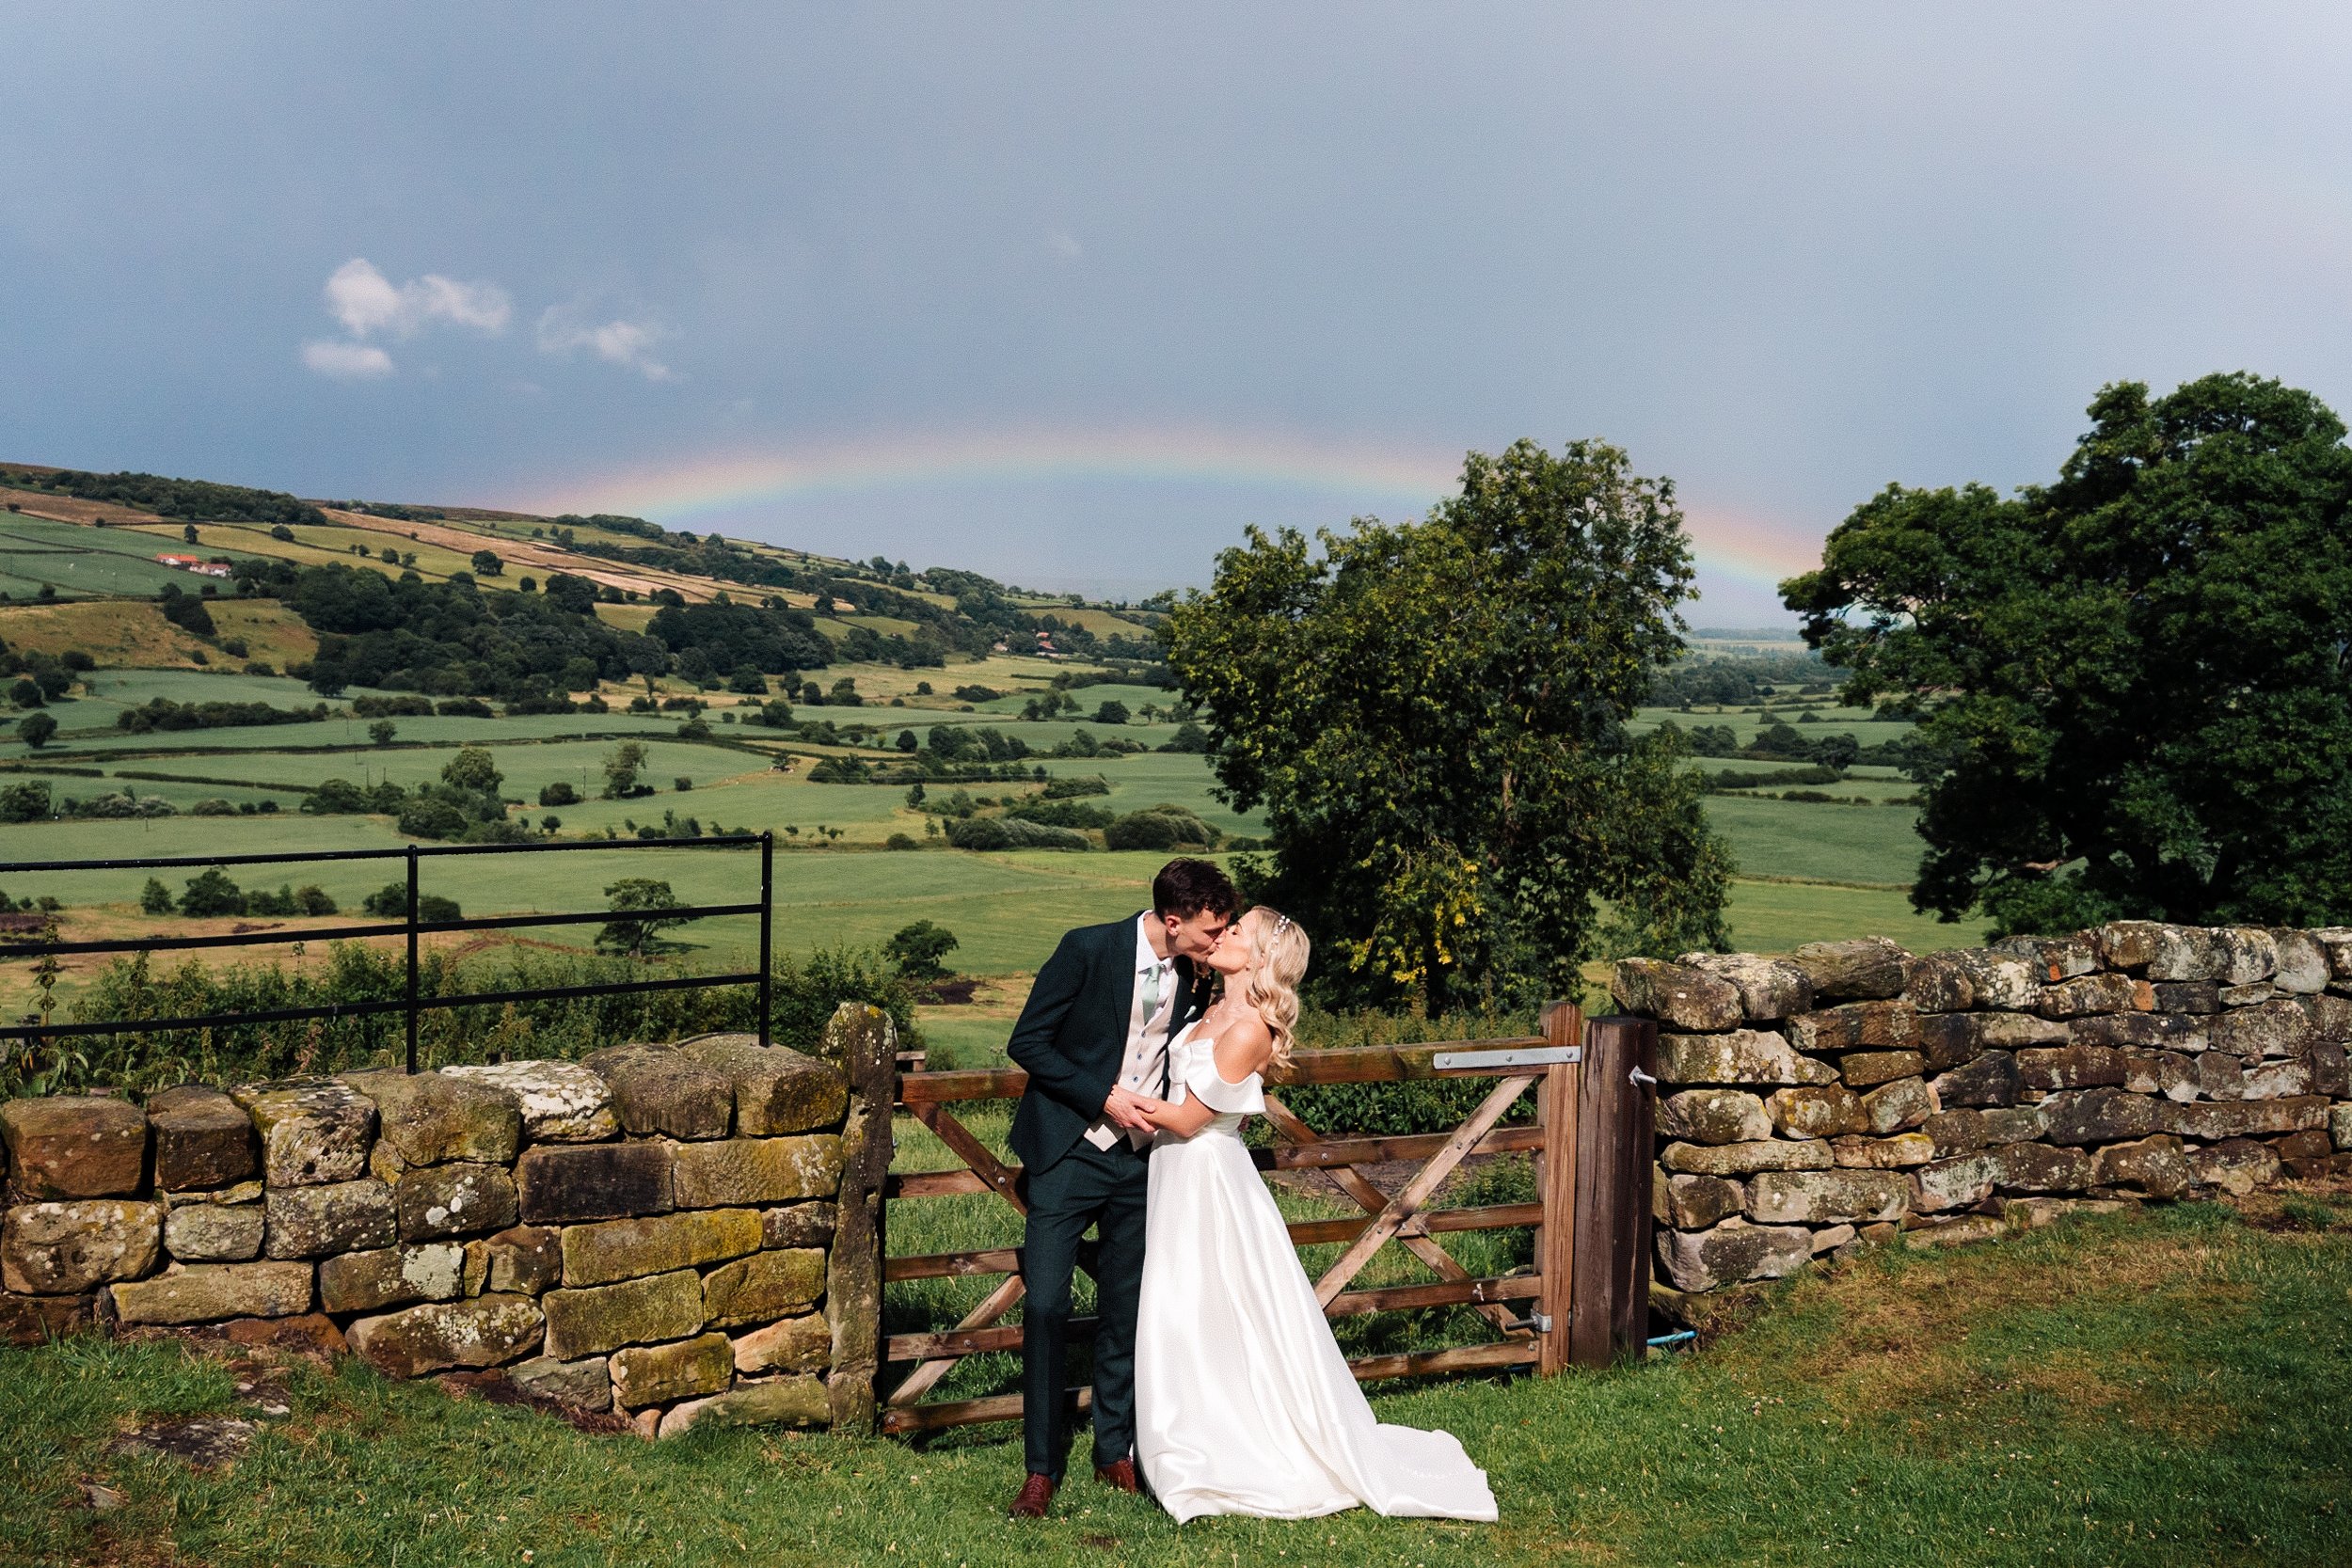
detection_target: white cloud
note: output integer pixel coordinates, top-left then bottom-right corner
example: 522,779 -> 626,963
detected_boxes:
536,304 -> 675,381
325,258 -> 510,339
301,340 -> 396,379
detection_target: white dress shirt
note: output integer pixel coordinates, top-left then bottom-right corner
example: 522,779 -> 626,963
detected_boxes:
1084,912 -> 1180,1151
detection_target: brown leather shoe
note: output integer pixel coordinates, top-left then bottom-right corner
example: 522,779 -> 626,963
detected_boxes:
1009,1473 -> 1057,1518
1093,1457 -> 1141,1495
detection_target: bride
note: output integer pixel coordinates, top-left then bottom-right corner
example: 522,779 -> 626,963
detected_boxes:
1130,905 -> 1498,1523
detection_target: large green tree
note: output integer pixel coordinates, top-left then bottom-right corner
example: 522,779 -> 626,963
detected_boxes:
1167,438 -> 1729,1011
1782,372 -> 2352,933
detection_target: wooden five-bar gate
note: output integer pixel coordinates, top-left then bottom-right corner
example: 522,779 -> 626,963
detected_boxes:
877,1002 -> 1659,1434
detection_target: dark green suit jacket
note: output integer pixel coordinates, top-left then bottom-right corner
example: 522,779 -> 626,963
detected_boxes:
1007,914 -> 1205,1176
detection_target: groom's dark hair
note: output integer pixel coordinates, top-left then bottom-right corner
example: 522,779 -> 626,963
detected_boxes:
1152,858 -> 1238,920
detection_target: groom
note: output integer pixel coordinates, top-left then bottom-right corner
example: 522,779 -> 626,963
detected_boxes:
1003,857 -> 1239,1518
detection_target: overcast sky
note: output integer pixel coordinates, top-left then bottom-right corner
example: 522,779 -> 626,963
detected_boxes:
6,4 -> 2349,621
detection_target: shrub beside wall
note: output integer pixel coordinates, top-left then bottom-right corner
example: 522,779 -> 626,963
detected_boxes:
1614,925 -> 2352,1294
0,1006 -> 895,1439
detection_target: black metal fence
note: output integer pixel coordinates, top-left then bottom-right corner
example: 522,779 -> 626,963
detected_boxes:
0,833 -> 775,1071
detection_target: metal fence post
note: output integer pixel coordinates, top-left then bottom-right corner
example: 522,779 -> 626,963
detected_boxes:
757,830 -> 773,1046
405,844 -> 421,1074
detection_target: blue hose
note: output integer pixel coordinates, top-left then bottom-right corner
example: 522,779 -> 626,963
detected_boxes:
1646,1329 -> 1696,1350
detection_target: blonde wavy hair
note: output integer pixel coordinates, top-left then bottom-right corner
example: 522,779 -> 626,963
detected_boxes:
1238,905 -> 1310,1073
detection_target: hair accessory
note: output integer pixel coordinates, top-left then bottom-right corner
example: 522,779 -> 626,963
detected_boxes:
1272,913 -> 1293,936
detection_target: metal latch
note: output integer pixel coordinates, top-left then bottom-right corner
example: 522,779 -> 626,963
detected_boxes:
1432,1046 -> 1582,1070
1529,1312 -> 1554,1333
1629,1066 -> 1658,1089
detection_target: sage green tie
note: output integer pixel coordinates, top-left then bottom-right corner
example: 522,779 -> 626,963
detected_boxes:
1140,961 -> 1165,1024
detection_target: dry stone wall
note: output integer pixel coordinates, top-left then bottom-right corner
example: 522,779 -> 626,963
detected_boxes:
1615,926 -> 2352,1294
0,1005 -> 895,1440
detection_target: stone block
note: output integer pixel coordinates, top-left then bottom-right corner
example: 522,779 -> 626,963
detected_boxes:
2242,1058 -> 2314,1101
232,1079 -> 375,1186
1901,1212 -> 2008,1249
1839,1050 -> 1926,1089
1656,1029 -> 1836,1087
1655,1217 -> 1812,1292
2160,1097 -> 2328,1140
1829,1132 -> 1935,1168
2330,1102 -> 2352,1151
1924,1109 -> 1987,1156
583,1045 -> 733,1140
2089,1133 -> 2189,1196
731,1312 -> 830,1376
0,1096 -> 148,1198
1860,1077 -> 1933,1134
2312,1042 -> 2348,1099
672,1135 -> 843,1209
1947,950 -> 2041,1010
2017,1045 -> 2128,1091
110,1261 -> 313,1324
2217,927 -> 2279,987
675,1035 -> 850,1135
516,1142 -> 675,1224
508,1354 -> 612,1410
2316,927 -> 2352,980
319,1243 -> 466,1313
1746,1169 -> 1907,1226
1660,1139 -> 1833,1177
1811,1224 -> 1857,1255
3,1199 -> 161,1293
1992,931 -> 2100,983
474,1226 -> 562,1295
2149,982 -> 2220,1015
1763,1085 -> 1866,1140
2270,931 -> 2330,994
1788,1001 -> 1917,1053
2068,1013 -> 2208,1052
347,1293 -> 544,1378
701,1247 -> 826,1327
1790,937 -> 1907,1001
561,1208 -> 762,1288
341,1069 -> 521,1166
146,1086 -> 255,1192
2120,1051 -> 2197,1101
2197,1051 -> 2247,1101
1899,954 -> 1977,1013
2035,974 -> 2150,1020
0,1291 -> 97,1345
1609,959 -> 1743,1033
396,1162 -> 519,1241
658,1374 -> 830,1437
2207,1000 -> 2311,1058
2145,926 -> 2228,982
1664,1173 -> 1742,1228
543,1267 -> 707,1360
1916,1011 -> 2066,1071
164,1202 -> 263,1262
761,1202 -> 837,1250
1911,1152 -> 2001,1212
612,1331 -> 734,1408
264,1180 -> 395,1259
1674,953 -> 1814,1021
2096,921 -> 2165,971
1658,1089 -> 1772,1145
443,1061 -> 619,1143
2220,983 -> 2275,1008
1931,1052 -> 2019,1108
2189,1138 -> 2280,1196
2271,1130 -> 2334,1178
1981,1105 -> 2047,1143
2297,993 -> 2352,1041
1993,1142 -> 2090,1194
2041,1088 -> 2158,1147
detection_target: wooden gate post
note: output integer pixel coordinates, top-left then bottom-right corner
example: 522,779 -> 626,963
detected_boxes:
1567,1014 -> 1658,1369
1534,1000 -> 1582,1374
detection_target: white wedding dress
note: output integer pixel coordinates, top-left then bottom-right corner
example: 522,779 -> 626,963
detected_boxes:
1135,1020 -> 1499,1523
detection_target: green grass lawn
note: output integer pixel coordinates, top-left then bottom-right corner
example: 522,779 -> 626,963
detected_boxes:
5,1200 -> 2347,1566
1703,794 -> 1929,887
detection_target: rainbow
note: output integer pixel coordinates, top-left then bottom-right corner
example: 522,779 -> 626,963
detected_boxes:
508,426 -> 1821,595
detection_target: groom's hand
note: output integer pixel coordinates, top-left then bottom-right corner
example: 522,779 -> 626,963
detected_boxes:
1101,1085 -> 1156,1132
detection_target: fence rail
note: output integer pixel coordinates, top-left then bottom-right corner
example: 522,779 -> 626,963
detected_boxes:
873,1003 -> 1661,1435
0,833 -> 776,1069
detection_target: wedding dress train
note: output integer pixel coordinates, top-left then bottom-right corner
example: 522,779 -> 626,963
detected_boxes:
1134,1021 -> 1499,1523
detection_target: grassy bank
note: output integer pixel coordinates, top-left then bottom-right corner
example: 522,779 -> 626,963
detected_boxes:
5,1198 -> 2348,1566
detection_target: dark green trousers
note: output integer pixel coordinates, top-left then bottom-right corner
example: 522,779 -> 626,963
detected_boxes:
1019,1136 -> 1150,1480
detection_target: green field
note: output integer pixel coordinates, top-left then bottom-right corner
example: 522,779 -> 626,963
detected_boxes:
1701,792 -> 1928,886
6,1199 -> 2347,1566
0,515 -> 273,601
